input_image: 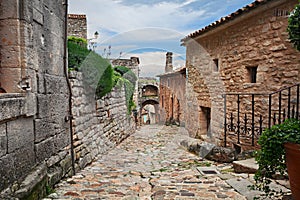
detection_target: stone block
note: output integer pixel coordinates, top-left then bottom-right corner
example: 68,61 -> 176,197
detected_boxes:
15,162 -> 47,198
35,137 -> 55,163
34,118 -> 61,143
7,117 -> 34,153
206,146 -> 236,163
0,67 -> 23,93
0,154 -> 15,191
13,145 -> 36,184
60,155 -> 72,175
37,94 -> 68,118
37,73 -> 46,94
0,123 -> 7,157
25,92 -> 37,116
0,45 -> 21,68
0,0 -> 19,19
47,166 -> 63,186
0,95 -> 26,121
54,131 -> 70,151
0,19 -> 22,46
45,74 -> 68,95
46,155 -> 61,168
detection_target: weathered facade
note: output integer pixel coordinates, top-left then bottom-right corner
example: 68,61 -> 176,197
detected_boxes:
182,0 -> 300,147
0,0 -> 71,198
68,14 -> 87,40
158,52 -> 186,126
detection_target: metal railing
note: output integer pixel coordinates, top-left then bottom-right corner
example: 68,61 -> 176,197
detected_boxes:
224,83 -> 300,147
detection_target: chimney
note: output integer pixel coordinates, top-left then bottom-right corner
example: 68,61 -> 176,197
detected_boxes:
165,52 -> 173,73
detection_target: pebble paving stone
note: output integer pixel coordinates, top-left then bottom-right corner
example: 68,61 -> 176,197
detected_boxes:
45,125 -> 248,200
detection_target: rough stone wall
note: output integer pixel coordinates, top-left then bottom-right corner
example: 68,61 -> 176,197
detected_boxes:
159,70 -> 186,126
185,0 -> 300,144
68,14 -> 87,40
111,57 -> 140,105
69,71 -> 135,171
0,0 -> 71,199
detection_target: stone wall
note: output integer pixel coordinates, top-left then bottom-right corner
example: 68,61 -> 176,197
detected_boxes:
68,14 -> 87,40
69,71 -> 135,171
184,0 -> 300,145
0,0 -> 72,199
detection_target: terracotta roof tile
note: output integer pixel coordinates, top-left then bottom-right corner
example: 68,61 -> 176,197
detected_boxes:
181,0 -> 271,43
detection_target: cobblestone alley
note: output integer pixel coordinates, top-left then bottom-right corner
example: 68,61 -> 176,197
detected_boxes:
43,125 -> 251,200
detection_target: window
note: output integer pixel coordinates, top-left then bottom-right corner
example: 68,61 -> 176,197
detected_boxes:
246,66 -> 258,83
213,59 -> 219,72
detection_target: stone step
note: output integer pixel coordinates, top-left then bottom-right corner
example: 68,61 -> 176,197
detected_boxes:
233,158 -> 258,173
226,178 -> 264,200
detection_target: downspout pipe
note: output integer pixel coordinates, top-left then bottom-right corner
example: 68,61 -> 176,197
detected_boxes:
63,0 -> 76,175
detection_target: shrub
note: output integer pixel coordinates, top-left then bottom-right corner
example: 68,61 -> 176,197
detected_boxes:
68,37 -> 114,98
253,118 -> 300,197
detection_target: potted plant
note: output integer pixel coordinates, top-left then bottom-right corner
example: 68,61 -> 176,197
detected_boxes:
254,118 -> 300,199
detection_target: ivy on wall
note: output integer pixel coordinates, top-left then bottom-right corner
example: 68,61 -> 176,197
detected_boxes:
68,37 -> 137,113
287,2 -> 300,51
114,66 -> 137,114
68,36 -> 114,98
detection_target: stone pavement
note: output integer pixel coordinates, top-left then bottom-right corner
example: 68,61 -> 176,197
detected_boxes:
44,125 -> 289,200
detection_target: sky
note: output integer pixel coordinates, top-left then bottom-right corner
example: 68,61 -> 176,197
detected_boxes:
69,0 -> 254,77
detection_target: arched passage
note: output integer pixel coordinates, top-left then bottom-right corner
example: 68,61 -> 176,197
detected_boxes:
140,99 -> 159,125
142,85 -> 159,97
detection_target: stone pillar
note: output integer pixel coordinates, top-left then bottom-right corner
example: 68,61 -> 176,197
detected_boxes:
165,52 -> 173,73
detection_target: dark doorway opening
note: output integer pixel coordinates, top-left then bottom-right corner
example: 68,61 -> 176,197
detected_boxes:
200,106 -> 211,136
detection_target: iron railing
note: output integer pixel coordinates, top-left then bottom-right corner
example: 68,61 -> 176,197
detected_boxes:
224,83 -> 300,147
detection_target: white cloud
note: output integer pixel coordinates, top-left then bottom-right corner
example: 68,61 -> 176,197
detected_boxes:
125,51 -> 185,77
69,0 -> 255,77
69,0 -> 207,37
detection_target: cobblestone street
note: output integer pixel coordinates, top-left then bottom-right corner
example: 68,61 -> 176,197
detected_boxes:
44,125 -> 249,200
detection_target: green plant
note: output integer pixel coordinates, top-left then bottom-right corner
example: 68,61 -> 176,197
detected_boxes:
253,118 -> 300,197
45,185 -> 55,195
287,2 -> 300,51
113,66 -> 137,114
68,37 -> 114,98
114,65 -> 130,76
68,36 -> 87,45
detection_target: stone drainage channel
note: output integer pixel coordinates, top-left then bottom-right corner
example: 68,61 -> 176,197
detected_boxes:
44,125 -> 291,200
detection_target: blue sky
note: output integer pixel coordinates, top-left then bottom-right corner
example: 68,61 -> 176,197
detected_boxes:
69,0 -> 254,77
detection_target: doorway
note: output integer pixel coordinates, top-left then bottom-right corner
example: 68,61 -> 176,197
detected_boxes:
200,106 -> 211,136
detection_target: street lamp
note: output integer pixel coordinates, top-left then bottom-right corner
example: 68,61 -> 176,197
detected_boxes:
88,31 -> 99,51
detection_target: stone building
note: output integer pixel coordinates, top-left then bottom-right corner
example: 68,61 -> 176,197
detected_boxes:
111,57 -> 140,105
139,78 -> 160,124
181,0 -> 300,148
0,0 -> 71,198
68,14 -> 87,39
158,52 -> 186,126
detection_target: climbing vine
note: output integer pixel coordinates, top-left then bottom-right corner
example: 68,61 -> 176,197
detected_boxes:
287,2 -> 300,51
67,37 -> 137,113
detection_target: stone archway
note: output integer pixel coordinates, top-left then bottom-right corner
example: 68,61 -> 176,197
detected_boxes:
140,99 -> 159,125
